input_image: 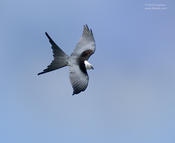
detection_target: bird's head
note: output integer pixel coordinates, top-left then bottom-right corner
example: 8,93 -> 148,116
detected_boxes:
84,60 -> 94,70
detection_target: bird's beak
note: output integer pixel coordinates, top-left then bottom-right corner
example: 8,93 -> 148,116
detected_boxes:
91,66 -> 94,70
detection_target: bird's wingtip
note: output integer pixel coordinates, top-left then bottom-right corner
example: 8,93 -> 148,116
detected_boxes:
85,24 -> 89,28
45,32 -> 49,37
37,72 -> 43,76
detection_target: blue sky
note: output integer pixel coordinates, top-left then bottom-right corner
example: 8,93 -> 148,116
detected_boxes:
0,0 -> 175,143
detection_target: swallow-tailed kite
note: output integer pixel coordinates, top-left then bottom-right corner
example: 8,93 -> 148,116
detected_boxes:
38,25 -> 96,95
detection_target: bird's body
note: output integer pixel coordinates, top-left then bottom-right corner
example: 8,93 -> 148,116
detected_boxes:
38,25 -> 96,95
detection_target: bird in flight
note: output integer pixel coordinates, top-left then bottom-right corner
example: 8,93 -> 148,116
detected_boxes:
38,25 -> 96,95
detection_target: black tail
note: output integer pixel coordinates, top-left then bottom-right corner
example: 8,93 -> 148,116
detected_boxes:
38,32 -> 69,75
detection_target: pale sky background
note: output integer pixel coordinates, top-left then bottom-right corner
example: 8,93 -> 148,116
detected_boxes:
0,0 -> 175,143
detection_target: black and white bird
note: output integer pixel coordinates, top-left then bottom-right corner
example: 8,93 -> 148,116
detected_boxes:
38,25 -> 96,95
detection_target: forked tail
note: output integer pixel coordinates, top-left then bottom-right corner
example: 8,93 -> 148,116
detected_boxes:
38,32 -> 69,75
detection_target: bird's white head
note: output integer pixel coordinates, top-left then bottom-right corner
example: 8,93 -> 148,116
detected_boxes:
84,60 -> 94,70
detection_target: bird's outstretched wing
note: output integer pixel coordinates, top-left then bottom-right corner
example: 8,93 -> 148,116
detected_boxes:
69,64 -> 89,95
71,24 -> 96,60
69,25 -> 95,95
38,32 -> 68,75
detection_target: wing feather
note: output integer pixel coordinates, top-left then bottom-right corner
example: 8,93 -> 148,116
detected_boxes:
71,25 -> 96,60
69,64 -> 89,95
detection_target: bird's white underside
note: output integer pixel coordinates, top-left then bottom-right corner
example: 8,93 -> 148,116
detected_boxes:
84,60 -> 93,70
